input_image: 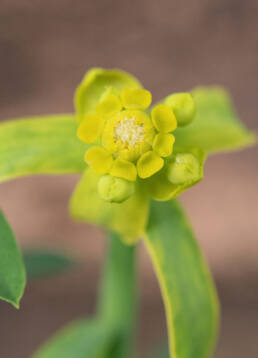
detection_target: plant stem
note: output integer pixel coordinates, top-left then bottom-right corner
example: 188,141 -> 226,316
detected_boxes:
97,232 -> 137,358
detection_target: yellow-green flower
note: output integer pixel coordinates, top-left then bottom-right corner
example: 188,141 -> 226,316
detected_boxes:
77,89 -> 177,182
0,67 -> 255,245
71,68 -> 207,242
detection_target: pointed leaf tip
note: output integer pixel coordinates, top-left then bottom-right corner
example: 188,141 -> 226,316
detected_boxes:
0,211 -> 26,308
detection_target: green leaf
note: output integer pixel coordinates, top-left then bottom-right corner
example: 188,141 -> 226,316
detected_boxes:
0,211 -> 26,308
69,168 -> 149,244
98,233 -> 136,358
31,318 -> 119,358
0,114 -> 87,183
75,68 -> 142,122
166,87 -> 256,154
23,250 -> 74,279
144,200 -> 219,358
31,233 -> 136,358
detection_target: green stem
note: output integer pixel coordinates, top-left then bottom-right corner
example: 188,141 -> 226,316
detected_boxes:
97,232 -> 137,358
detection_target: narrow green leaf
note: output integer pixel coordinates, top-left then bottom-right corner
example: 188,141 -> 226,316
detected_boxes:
0,211 -> 26,308
31,319 -> 119,358
23,250 -> 74,279
166,87 -> 256,154
75,68 -> 142,122
144,200 -> 219,358
0,114 -> 87,183
98,233 -> 136,358
70,168 -> 149,243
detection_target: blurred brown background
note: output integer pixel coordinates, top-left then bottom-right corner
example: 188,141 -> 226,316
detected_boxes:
0,1 -> 257,357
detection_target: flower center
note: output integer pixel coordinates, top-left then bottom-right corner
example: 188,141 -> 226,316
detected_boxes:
114,117 -> 144,148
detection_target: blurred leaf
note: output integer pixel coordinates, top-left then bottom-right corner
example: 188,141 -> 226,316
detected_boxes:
75,68 -> 142,122
23,250 -> 74,279
31,318 -> 119,358
70,168 -> 149,244
0,211 -> 26,308
98,233 -> 136,358
170,87 -> 256,154
31,233 -> 136,358
144,200 -> 219,358
0,114 -> 87,183
148,344 -> 169,358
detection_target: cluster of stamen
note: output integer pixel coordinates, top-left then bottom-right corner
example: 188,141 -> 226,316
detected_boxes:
114,117 -> 144,148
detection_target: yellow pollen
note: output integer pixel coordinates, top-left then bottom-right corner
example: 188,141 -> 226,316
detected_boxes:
114,117 -> 144,147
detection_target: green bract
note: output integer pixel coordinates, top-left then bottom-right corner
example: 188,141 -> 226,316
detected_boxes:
164,92 -> 196,127
173,87 -> 256,154
70,168 -> 149,243
98,175 -> 135,203
75,68 -> 142,122
167,153 -> 202,185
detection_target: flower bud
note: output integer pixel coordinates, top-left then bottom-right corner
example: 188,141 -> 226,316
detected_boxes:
98,175 -> 135,203
167,153 -> 201,185
165,93 -> 195,127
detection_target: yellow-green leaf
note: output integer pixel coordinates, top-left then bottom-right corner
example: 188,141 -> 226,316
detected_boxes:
169,87 -> 256,154
69,168 -> 149,244
0,211 -> 26,308
0,114 -> 87,183
144,200 -> 219,358
75,68 -> 142,122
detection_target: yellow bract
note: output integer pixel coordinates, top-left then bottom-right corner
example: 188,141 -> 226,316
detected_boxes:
153,133 -> 175,157
85,146 -> 113,174
77,114 -> 104,143
110,158 -> 137,181
96,94 -> 122,117
121,88 -> 152,110
137,151 -> 164,179
151,104 -> 177,133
